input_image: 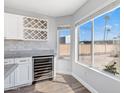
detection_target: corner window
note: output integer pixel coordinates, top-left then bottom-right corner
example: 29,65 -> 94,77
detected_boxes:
94,8 -> 120,74
76,7 -> 120,76
58,28 -> 71,59
78,21 -> 92,66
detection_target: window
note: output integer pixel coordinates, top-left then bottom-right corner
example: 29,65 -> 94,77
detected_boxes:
78,21 -> 92,66
76,7 -> 120,76
94,8 -> 120,74
58,28 -> 71,59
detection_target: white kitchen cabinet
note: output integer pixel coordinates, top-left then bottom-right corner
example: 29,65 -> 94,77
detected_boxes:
14,58 -> 32,86
4,75 -> 10,89
4,71 -> 15,89
4,59 -> 15,90
4,13 -> 48,41
17,15 -> 24,39
4,58 -> 33,90
4,13 -> 23,40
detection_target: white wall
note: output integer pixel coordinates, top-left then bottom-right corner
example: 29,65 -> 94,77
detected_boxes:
56,59 -> 72,74
73,0 -> 116,23
72,63 -> 120,93
55,15 -> 73,27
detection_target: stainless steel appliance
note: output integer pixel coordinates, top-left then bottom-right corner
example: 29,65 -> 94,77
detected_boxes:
33,55 -> 54,82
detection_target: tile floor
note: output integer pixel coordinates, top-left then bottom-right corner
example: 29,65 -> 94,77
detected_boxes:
5,74 -> 91,93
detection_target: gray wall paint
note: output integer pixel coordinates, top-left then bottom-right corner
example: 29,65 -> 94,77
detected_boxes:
73,0 -> 116,22
55,15 -> 73,27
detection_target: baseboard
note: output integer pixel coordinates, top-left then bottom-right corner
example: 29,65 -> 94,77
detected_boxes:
4,83 -> 32,91
72,73 -> 98,93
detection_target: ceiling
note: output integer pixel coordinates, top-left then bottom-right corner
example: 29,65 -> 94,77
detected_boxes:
4,0 -> 88,17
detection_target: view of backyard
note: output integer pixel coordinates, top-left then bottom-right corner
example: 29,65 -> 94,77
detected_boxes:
59,43 -> 120,75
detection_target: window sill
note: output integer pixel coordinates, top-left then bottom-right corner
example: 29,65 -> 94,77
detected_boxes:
75,61 -> 120,82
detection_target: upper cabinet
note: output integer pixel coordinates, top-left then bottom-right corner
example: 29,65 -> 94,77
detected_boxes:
4,13 -> 23,40
4,13 -> 48,41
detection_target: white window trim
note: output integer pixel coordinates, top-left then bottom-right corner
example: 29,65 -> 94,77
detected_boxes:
76,61 -> 120,81
91,19 -> 94,67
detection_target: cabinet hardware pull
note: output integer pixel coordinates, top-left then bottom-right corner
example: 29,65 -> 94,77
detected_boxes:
20,60 -> 27,62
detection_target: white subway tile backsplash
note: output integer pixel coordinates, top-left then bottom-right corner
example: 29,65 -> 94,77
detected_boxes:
4,40 -> 52,51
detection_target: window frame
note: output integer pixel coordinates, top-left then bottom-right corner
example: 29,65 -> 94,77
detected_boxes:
76,20 -> 93,66
75,6 -> 120,78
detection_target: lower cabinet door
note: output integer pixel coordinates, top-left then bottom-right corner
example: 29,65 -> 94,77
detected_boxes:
15,64 -> 30,86
4,71 -> 15,90
4,75 -> 10,89
10,71 -> 15,88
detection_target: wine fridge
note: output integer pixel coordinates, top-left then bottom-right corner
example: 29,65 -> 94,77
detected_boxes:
33,55 -> 54,82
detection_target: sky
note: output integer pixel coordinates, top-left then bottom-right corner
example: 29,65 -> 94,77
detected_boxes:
59,29 -> 70,37
79,7 -> 120,41
59,7 -> 120,42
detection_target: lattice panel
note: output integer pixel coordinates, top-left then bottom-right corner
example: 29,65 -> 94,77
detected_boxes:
24,29 -> 47,40
23,17 -> 48,29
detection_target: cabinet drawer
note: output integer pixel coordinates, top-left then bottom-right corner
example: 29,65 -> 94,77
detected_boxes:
15,57 -> 32,64
4,59 -> 15,65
